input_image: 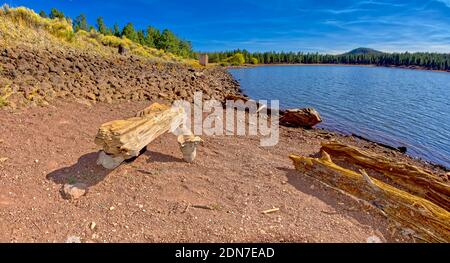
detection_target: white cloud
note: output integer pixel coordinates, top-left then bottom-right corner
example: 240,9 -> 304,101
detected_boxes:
436,0 -> 450,8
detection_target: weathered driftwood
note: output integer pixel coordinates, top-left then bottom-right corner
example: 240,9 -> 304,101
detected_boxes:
289,151 -> 450,242
224,94 -> 250,102
135,102 -> 170,117
95,103 -> 199,169
95,103 -> 184,158
351,133 -> 407,153
177,135 -> 202,163
321,142 -> 450,210
223,94 -> 266,113
279,108 -> 322,128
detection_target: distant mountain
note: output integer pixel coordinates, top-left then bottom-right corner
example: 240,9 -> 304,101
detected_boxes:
344,47 -> 384,55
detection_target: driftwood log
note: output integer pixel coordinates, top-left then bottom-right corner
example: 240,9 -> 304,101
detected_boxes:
223,94 -> 266,113
289,151 -> 450,242
279,108 -> 322,128
321,142 -> 450,211
95,103 -> 200,169
224,95 -> 323,127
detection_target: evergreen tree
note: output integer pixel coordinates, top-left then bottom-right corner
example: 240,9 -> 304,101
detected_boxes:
113,23 -> 121,37
158,29 -> 179,53
145,26 -> 160,48
178,40 -> 193,58
38,10 -> 48,18
49,8 -> 65,19
73,14 -> 88,32
122,23 -> 137,42
96,16 -> 109,35
137,30 -> 146,45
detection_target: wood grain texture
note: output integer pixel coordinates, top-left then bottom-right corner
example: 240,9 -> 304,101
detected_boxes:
95,103 -> 185,159
321,142 -> 450,210
289,151 -> 450,242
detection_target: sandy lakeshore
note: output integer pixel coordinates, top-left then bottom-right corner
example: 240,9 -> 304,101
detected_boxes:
1,98 -> 447,242
1,12 -> 448,242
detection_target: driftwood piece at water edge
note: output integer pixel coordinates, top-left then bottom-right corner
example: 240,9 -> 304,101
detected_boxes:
351,133 -> 407,153
321,142 -> 450,211
94,103 -> 201,169
224,95 -> 323,128
224,94 -> 266,113
279,108 -> 322,128
289,151 -> 450,243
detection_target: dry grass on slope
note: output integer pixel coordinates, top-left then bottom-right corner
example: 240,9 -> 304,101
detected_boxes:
0,5 -> 199,66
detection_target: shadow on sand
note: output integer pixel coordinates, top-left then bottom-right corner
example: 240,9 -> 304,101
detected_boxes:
278,166 -> 395,241
46,151 -> 112,188
47,148 -> 184,188
144,150 -> 184,163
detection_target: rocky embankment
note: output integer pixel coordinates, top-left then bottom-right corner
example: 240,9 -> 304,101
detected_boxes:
0,44 -> 240,108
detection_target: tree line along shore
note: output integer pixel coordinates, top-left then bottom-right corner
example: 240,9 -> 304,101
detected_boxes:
206,49 -> 450,72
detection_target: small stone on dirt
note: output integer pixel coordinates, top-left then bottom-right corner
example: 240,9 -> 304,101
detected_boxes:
65,236 -> 81,243
62,183 -> 87,200
366,235 -> 383,243
158,92 -> 168,98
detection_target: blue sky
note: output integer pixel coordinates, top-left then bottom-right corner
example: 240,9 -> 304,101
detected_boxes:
4,0 -> 450,53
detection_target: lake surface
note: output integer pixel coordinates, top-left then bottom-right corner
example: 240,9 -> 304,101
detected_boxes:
228,65 -> 450,168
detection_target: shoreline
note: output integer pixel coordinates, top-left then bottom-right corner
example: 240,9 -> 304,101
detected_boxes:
226,63 -> 450,74
1,99 -> 422,243
0,64 -> 448,242
225,69 -> 450,171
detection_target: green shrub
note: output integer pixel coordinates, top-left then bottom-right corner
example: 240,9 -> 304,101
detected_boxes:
48,22 -> 74,41
100,35 -> 131,48
224,53 -> 245,65
0,85 -> 13,107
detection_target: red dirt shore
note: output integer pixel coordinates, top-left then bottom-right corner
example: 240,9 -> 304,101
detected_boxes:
1,99 -> 439,243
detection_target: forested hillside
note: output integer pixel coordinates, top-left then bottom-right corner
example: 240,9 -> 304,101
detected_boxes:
207,49 -> 450,71
344,47 -> 383,55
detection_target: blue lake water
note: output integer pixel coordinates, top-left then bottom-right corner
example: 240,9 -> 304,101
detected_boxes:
228,65 -> 450,168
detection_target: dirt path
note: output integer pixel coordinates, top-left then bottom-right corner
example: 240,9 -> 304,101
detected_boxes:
0,100 -> 420,243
